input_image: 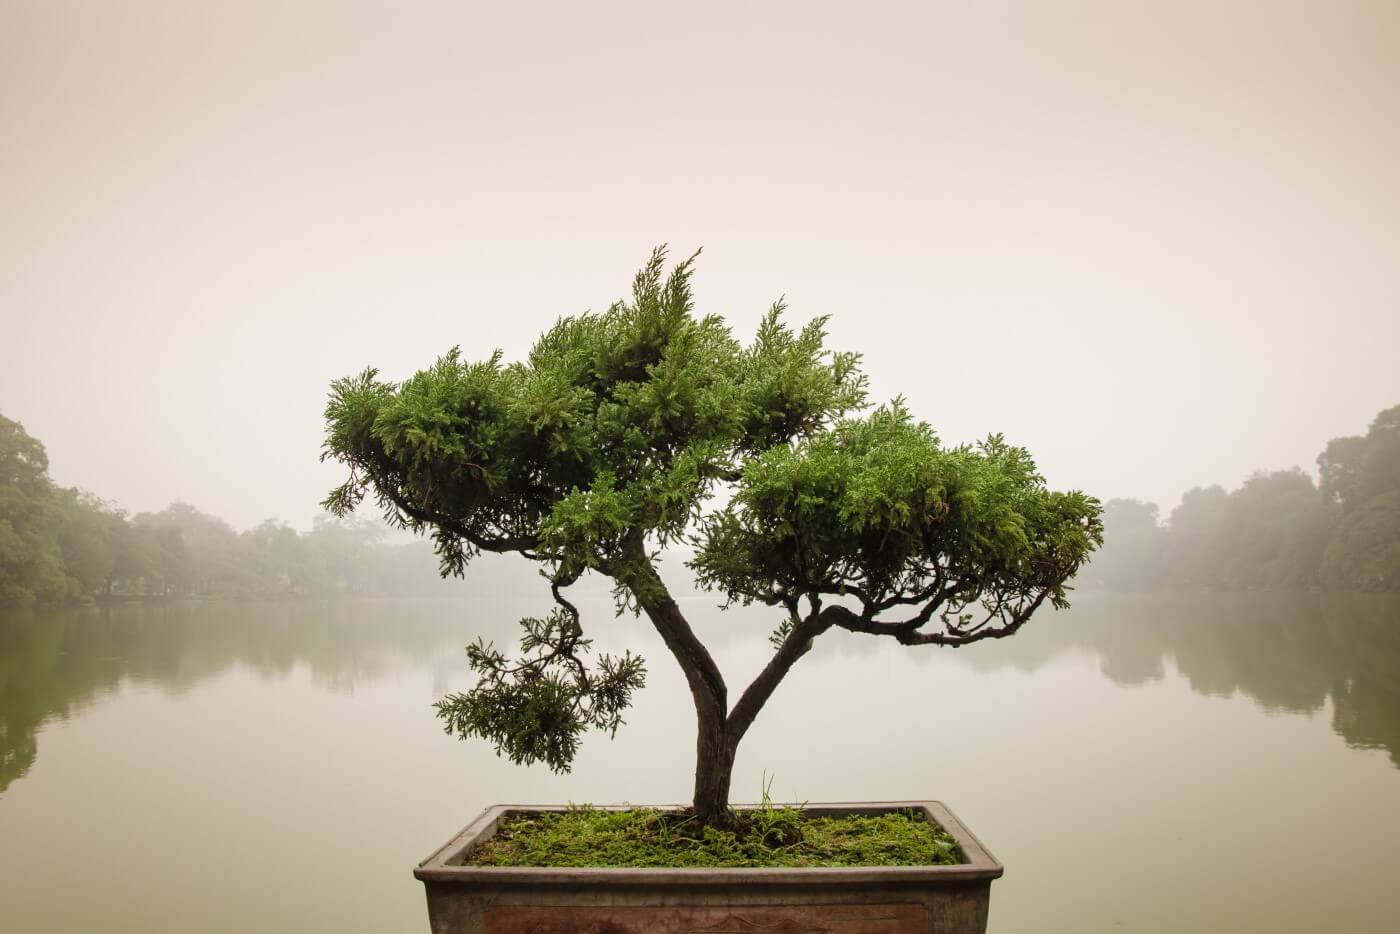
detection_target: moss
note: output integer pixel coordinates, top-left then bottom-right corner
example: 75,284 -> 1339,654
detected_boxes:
465,806 -> 962,868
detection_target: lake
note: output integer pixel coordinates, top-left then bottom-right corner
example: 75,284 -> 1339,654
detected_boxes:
2,583 -> 1398,932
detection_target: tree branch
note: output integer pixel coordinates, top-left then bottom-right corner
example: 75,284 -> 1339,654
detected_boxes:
617,534 -> 727,709
726,608 -> 832,746
380,480 -> 539,554
897,590 -> 1050,644
822,588 -> 1053,646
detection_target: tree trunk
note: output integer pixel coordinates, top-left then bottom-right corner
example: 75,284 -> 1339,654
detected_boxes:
620,539 -> 829,828
621,541 -> 737,827
691,716 -> 736,826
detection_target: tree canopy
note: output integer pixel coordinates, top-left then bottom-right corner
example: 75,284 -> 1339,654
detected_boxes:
0,412 -> 467,605
1088,404 -> 1400,593
1318,406 -> 1400,590
0,415 -> 66,605
322,248 -> 1103,822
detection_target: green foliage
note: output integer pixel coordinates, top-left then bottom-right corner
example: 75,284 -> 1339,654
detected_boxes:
1218,470 -> 1329,588
1320,406 -> 1400,511
322,247 -> 870,582
0,427 -> 217,605
0,411 -> 475,604
54,490 -> 145,597
1317,407 -> 1400,590
466,805 -> 961,868
1319,435 -> 1369,510
0,414 -> 66,606
434,609 -> 646,772
1158,471 -> 1327,591
1320,491 -> 1400,590
693,402 -> 1102,626
322,247 -> 1102,783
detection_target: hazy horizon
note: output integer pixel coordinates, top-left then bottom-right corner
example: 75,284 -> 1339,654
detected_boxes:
4,0 -> 1397,531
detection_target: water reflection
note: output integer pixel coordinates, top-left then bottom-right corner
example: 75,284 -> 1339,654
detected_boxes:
2,593 -> 1398,797
941,593 -> 1400,767
0,599 -> 502,794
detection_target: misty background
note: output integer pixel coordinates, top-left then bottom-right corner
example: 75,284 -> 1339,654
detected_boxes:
3,0 -> 1398,538
5,6 -> 1400,934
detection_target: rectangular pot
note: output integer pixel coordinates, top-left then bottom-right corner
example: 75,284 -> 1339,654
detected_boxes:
414,800 -> 1003,934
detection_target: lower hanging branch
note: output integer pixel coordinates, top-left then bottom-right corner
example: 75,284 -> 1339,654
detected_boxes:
434,608 -> 647,772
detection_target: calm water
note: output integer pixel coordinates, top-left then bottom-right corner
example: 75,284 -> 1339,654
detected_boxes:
2,586 -> 1398,933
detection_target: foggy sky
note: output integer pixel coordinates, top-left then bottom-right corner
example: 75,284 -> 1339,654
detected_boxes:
2,0 -> 1397,531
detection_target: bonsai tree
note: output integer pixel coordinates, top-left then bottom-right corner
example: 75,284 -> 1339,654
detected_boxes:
322,248 -> 1103,827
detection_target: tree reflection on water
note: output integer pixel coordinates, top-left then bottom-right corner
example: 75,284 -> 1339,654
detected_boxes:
946,592 -> 1400,768
2,593 -> 1398,795
0,599 -> 497,794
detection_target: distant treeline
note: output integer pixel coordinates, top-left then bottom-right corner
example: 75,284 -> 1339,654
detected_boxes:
6,403 -> 1399,605
1086,404 -> 1400,592
1,413 -> 463,605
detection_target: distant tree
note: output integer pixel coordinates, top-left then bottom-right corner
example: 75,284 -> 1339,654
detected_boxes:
128,522 -> 190,595
1319,435 -> 1369,510
1161,485 -> 1230,590
305,515 -> 388,593
1216,470 -> 1328,589
1356,406 -> 1400,505
1319,492 -> 1400,590
1314,405 -> 1400,592
1068,404 -> 1400,594
1088,498 -> 1163,590
1319,407 -> 1400,510
1092,476 -> 1328,593
238,519 -> 315,595
133,503 -> 239,595
54,490 -> 122,596
321,248 -> 1103,826
0,414 -> 66,605
1146,472 -> 1328,591
3,413 -> 506,602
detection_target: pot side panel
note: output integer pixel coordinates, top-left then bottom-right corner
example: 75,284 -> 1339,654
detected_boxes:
483,903 -> 929,933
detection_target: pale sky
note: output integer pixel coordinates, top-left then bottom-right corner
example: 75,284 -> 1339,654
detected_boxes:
2,0 -> 1397,530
